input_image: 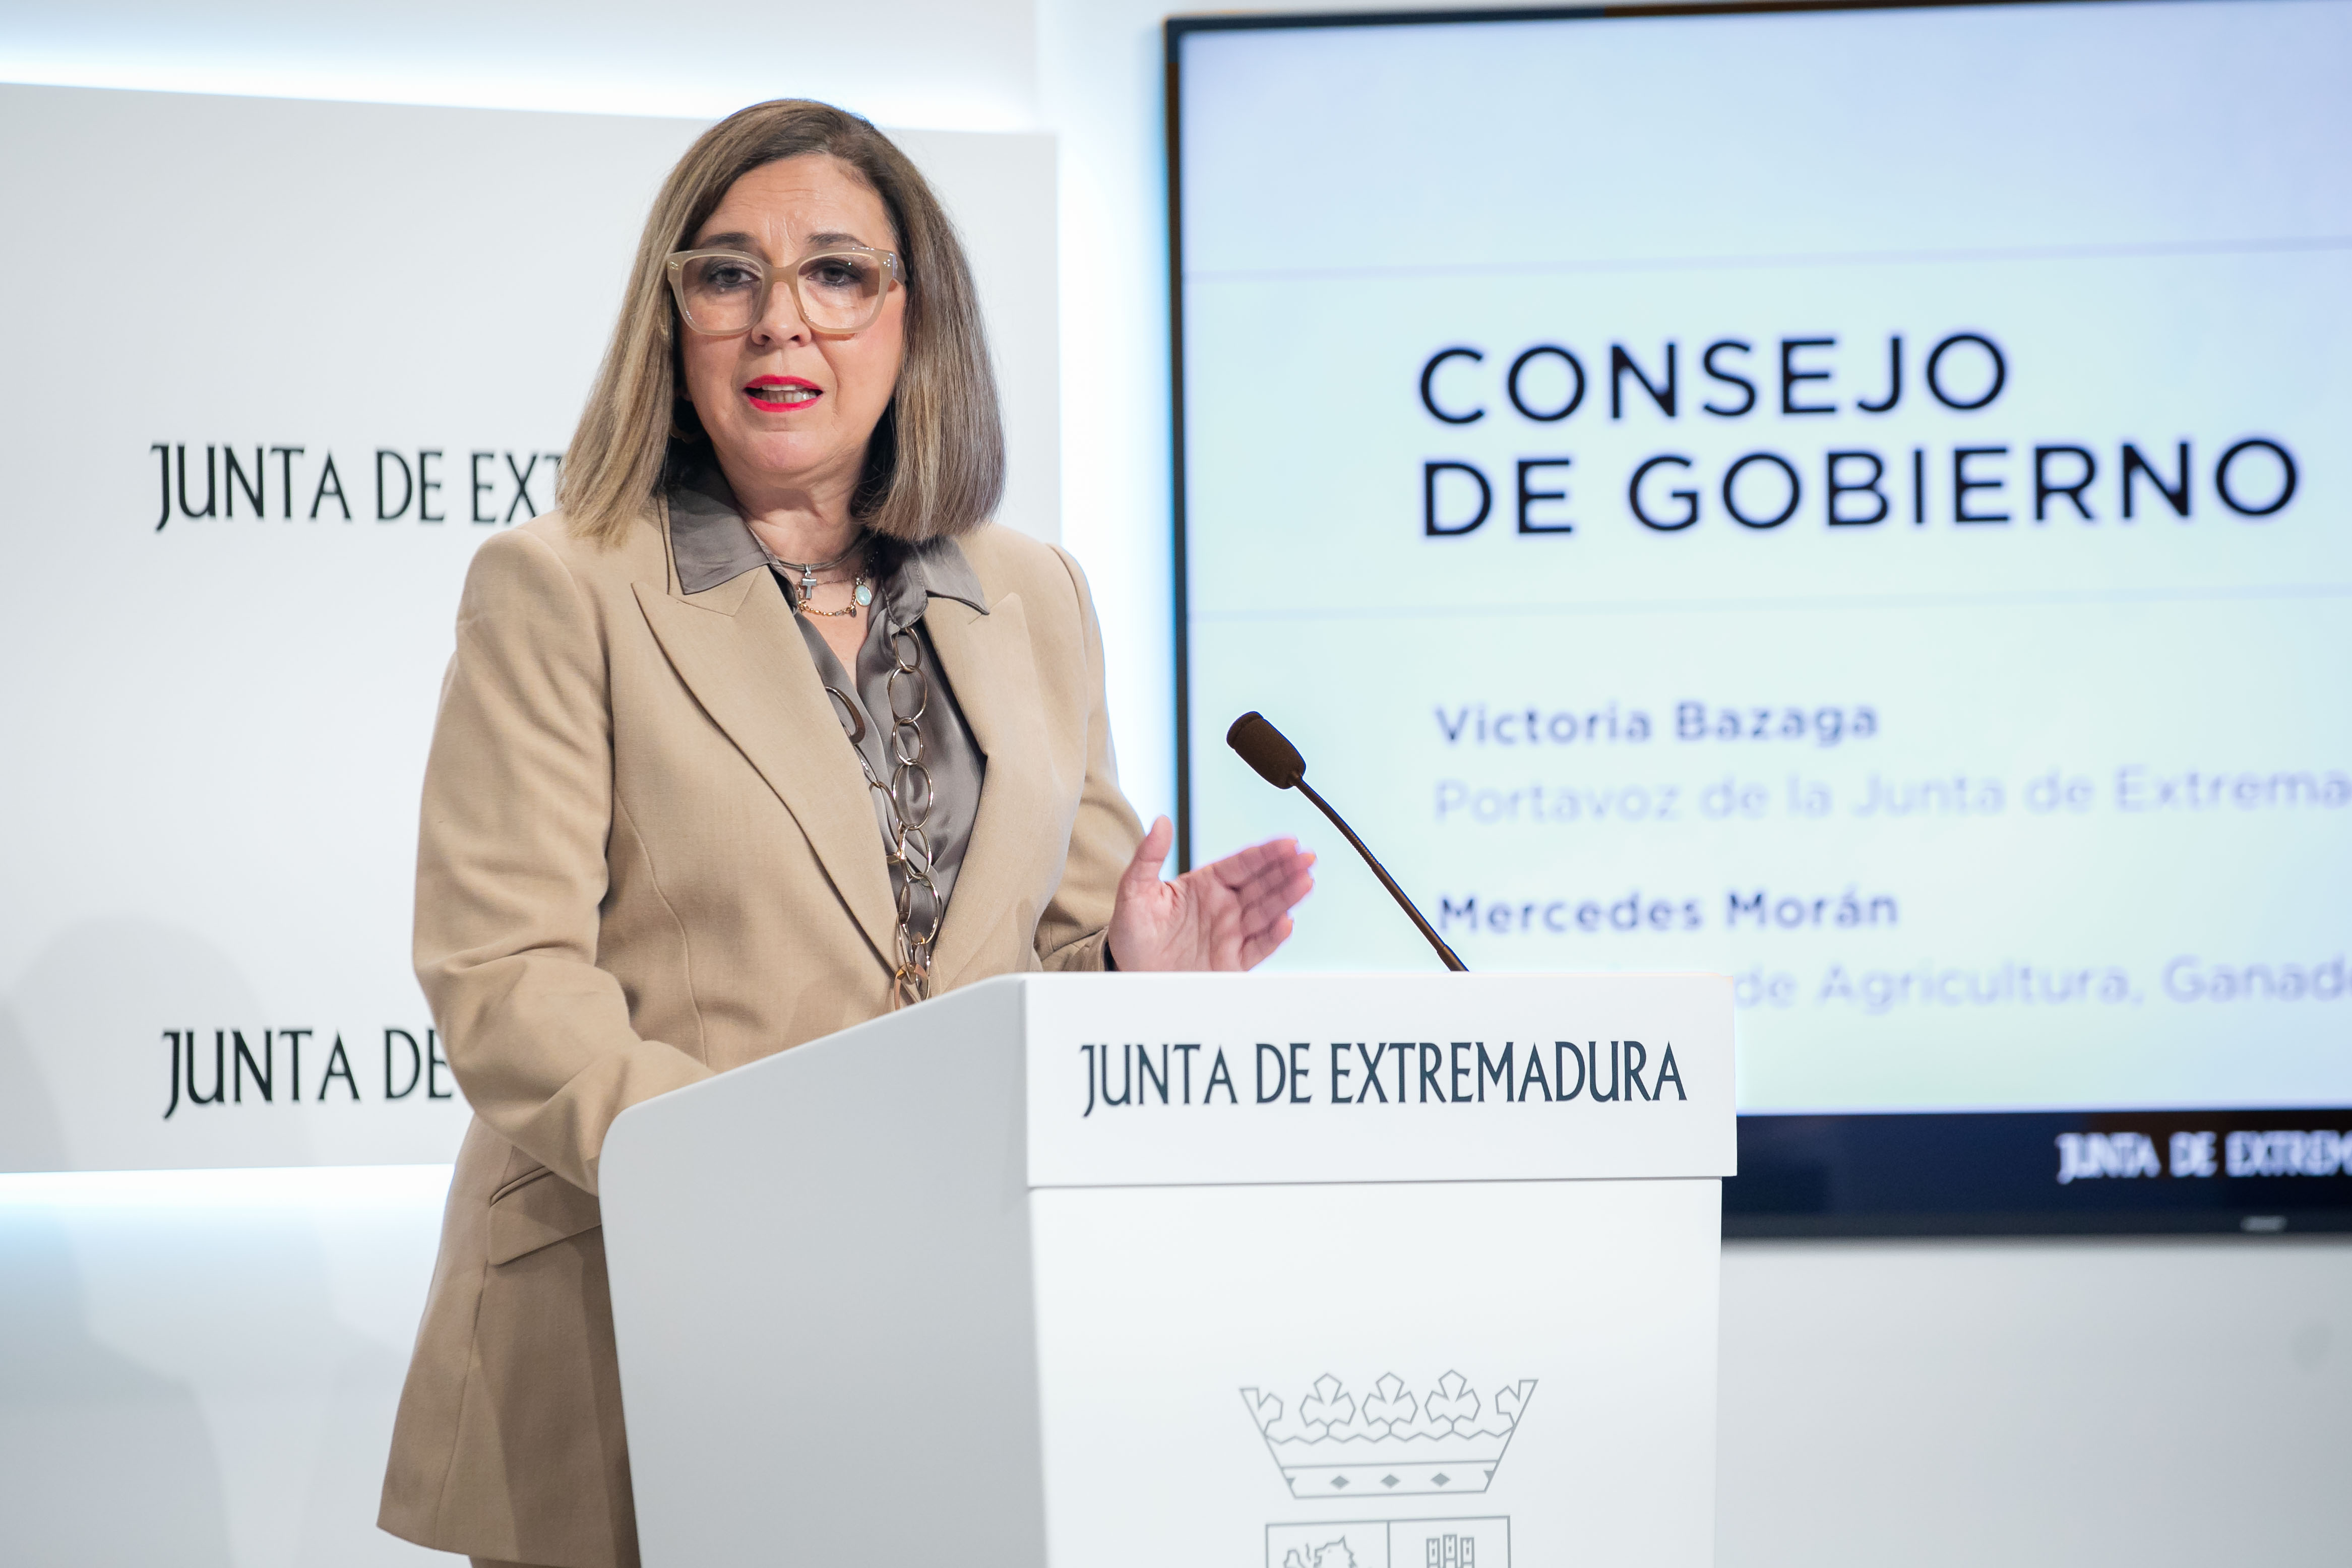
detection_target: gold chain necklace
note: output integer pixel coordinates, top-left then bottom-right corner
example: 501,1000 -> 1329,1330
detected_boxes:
823,623 -> 939,1009
798,574 -> 872,617
772,538 -> 874,617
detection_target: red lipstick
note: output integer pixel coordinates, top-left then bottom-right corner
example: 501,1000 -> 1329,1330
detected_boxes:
744,374 -> 820,413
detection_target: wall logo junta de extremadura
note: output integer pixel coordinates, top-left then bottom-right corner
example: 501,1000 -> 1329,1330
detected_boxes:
148,443 -> 563,530
161,1026 -> 456,1118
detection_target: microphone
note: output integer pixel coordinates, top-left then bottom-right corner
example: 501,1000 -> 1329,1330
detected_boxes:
1226,712 -> 1467,972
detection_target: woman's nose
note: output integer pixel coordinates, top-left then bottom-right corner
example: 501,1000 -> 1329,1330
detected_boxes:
749,277 -> 810,346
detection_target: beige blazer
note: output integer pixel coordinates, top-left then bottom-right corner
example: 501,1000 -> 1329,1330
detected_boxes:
377,506 -> 1143,1568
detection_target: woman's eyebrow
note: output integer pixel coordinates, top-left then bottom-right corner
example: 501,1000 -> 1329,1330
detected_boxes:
690,228 -> 874,252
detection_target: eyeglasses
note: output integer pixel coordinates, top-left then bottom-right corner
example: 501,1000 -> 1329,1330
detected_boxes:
665,246 -> 902,337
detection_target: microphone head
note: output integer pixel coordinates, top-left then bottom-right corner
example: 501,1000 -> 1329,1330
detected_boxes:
1226,711 -> 1306,789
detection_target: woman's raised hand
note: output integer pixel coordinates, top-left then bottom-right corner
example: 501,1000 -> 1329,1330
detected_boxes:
1105,816 -> 1315,972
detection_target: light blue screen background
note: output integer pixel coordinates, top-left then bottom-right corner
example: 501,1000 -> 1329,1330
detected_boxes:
1175,0 -> 2352,1113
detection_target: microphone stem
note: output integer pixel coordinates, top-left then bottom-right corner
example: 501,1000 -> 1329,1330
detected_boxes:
1293,778 -> 1468,972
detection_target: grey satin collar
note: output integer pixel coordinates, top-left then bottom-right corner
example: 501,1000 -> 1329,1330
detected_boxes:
666,465 -> 987,618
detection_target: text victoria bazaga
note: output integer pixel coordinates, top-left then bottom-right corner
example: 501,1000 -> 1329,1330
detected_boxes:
1414,331 -> 2300,535
1077,1039 -> 1685,1117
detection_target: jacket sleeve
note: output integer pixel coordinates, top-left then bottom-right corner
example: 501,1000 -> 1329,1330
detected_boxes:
1034,544 -> 1146,972
414,527 -> 712,1193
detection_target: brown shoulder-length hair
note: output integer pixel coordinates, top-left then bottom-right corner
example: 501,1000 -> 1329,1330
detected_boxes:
559,100 -> 1003,545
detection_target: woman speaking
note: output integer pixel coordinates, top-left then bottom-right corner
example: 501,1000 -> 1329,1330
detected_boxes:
378,100 -> 1314,1568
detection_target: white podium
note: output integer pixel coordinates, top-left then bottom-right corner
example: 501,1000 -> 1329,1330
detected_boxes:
600,972 -> 1734,1568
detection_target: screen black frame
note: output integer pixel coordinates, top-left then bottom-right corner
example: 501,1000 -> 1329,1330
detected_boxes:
1162,0 -> 2352,1238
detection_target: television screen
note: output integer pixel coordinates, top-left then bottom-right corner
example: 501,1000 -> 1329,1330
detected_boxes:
1167,0 -> 2352,1233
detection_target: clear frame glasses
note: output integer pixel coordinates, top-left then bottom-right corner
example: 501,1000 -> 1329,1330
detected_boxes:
665,246 -> 903,337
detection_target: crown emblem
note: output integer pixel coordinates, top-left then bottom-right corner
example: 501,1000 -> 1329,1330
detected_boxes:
1241,1372 -> 1536,1497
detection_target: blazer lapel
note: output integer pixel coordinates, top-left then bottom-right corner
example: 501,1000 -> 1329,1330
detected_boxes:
634,571 -> 899,968
924,590 -> 1064,991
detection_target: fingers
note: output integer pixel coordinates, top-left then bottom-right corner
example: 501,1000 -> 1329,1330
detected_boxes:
1228,852 -> 1315,926
1206,835 -> 1304,888
1230,845 -> 1314,910
1236,914 -> 1295,971
1211,842 -> 1315,908
1118,815 -> 1174,901
1159,835 -> 1315,973
1225,857 -> 1313,974
1236,865 -> 1314,932
1183,839 -> 1313,968
1107,818 -> 1175,972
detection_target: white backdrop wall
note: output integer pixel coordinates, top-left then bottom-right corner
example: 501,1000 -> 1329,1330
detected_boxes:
0,83 -> 1057,1174
2,4 -> 2346,1566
